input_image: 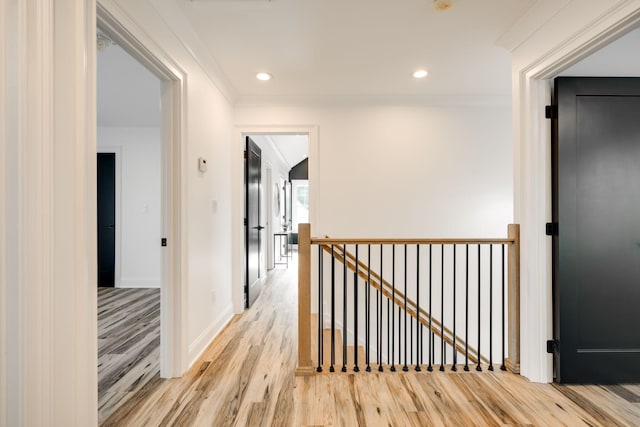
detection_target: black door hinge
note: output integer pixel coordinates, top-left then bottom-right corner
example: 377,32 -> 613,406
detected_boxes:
545,105 -> 557,119
545,222 -> 558,236
243,150 -> 247,159
547,340 -> 556,354
244,218 -> 248,226
161,238 -> 167,247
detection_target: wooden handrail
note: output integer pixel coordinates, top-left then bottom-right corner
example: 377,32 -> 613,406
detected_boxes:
312,237 -> 515,245
321,243 -> 487,365
296,224 -> 521,374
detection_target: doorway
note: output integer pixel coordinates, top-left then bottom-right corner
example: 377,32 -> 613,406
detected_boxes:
245,136 -> 263,308
239,132 -> 311,311
552,77 -> 640,383
97,153 -> 116,287
97,0 -> 187,394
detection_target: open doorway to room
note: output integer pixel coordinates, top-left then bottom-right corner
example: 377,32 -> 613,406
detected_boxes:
96,28 -> 163,422
96,4 -> 188,422
243,134 -> 309,308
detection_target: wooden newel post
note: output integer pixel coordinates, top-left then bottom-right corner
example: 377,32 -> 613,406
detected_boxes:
506,224 -> 521,374
296,223 -> 314,376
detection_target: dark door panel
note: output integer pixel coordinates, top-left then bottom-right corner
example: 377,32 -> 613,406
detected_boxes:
554,77 -> 640,383
97,153 -> 116,287
245,137 -> 262,308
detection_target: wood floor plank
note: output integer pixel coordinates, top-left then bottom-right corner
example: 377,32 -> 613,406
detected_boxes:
98,287 -> 161,424
101,265 -> 640,427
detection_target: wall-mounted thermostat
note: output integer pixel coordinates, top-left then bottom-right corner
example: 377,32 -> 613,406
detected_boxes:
198,157 -> 207,172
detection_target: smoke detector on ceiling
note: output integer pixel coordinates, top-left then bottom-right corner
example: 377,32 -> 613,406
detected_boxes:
432,0 -> 455,11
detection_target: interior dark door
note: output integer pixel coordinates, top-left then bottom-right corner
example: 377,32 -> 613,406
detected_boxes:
553,77 -> 640,383
245,137 -> 263,308
97,153 -> 116,287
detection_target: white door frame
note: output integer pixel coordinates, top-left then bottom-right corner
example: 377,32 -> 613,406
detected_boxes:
97,3 -> 188,378
0,0 -> 7,422
514,4 -> 640,383
232,125 -> 319,314
265,164 -> 273,270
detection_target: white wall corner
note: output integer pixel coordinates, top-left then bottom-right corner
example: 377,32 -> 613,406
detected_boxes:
188,306 -> 234,367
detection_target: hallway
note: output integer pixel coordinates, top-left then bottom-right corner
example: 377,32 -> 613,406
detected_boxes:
101,266 -> 640,426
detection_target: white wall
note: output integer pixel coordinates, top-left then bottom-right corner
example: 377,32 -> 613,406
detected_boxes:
98,126 -> 162,288
235,101 -> 514,240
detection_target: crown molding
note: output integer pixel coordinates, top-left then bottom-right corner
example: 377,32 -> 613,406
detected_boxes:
235,93 -> 511,108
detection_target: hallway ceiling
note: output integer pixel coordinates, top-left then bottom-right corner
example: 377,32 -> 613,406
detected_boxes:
179,0 -> 535,99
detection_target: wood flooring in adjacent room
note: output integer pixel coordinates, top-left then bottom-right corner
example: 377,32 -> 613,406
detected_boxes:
101,266 -> 640,426
98,287 -> 161,424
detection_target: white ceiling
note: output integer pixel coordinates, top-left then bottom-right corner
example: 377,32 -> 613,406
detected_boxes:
268,135 -> 309,168
97,40 -> 161,127
179,0 -> 535,99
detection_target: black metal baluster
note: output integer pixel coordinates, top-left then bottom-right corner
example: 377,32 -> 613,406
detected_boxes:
398,303 -> 402,368
403,244 -> 408,372
391,245 -> 396,372
440,244 -> 445,371
379,245 -> 384,372
464,244 -> 470,371
354,245 -> 360,372
428,244 -> 433,372
489,244 -> 494,371
477,244 -> 482,372
331,245 -> 336,372
386,297 -> 390,370
318,246 -> 323,372
452,245 -> 457,372
501,244 -> 507,371
342,244 -> 348,372
416,244 -> 422,371
366,244 -> 371,372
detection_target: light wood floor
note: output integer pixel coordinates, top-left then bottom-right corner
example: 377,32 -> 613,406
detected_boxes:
101,266 -> 640,426
98,287 -> 161,424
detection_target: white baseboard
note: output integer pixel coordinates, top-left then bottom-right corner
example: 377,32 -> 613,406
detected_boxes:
188,307 -> 234,367
117,278 -> 161,288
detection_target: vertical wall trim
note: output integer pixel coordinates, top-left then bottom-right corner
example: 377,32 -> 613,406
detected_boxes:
0,0 -> 7,424
4,0 -> 26,424
23,0 -> 55,424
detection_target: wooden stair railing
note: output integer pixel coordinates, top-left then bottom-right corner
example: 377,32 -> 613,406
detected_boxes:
321,243 -> 488,366
296,223 -> 521,376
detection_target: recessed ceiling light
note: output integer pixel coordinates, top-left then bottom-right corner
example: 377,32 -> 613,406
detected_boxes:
256,72 -> 272,81
413,69 -> 429,79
